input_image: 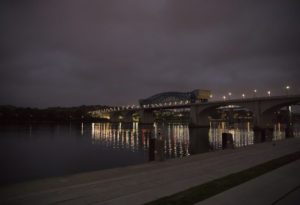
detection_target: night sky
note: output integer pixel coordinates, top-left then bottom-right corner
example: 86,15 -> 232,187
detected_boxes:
1,0 -> 300,108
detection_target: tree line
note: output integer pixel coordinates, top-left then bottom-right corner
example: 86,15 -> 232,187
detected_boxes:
0,105 -> 110,122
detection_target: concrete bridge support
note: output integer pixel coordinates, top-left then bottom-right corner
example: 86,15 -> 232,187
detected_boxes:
189,104 -> 219,127
139,110 -> 154,125
110,113 -> 120,123
122,114 -> 133,123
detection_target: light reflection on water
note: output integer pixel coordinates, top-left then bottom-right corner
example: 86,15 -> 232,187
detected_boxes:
209,122 -> 254,150
90,121 -> 300,159
90,122 -> 191,159
0,121 -> 299,183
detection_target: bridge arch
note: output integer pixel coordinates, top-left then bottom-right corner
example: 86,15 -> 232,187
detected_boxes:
139,92 -> 192,106
190,102 -> 254,127
190,95 -> 300,128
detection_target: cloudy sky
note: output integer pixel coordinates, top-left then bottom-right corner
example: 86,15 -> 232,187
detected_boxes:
1,0 -> 299,107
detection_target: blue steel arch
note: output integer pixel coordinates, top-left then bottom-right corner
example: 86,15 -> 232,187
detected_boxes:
139,92 -> 194,106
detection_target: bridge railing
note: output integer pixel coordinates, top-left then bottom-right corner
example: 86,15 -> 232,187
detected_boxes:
97,94 -> 300,113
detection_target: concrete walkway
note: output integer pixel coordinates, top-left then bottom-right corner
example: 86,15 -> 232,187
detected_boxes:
198,159 -> 300,205
1,138 -> 300,205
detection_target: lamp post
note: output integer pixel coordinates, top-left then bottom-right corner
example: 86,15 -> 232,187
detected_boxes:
223,96 -> 226,101
228,92 -> 232,100
242,93 -> 245,99
253,89 -> 257,98
267,91 -> 271,97
285,85 -> 290,95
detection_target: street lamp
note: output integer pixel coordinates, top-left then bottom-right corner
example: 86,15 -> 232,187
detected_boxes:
242,93 -> 245,99
253,89 -> 257,98
223,96 -> 226,101
228,92 -> 232,100
285,85 -> 290,95
267,91 -> 271,97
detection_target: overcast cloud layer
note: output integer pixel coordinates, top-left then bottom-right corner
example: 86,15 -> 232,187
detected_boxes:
1,0 -> 300,107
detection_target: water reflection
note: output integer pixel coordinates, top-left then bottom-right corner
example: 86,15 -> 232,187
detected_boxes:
208,121 -> 254,149
273,123 -> 285,141
89,121 -> 299,160
90,122 -> 190,159
92,122 -> 143,152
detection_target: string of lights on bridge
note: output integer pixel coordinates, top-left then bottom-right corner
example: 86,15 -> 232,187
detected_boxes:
100,85 -> 292,112
220,85 -> 291,101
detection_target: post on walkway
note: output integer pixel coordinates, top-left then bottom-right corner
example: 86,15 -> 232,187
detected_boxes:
222,133 -> 233,149
285,105 -> 294,138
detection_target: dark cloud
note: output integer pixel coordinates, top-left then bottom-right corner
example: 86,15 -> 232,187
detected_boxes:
0,0 -> 300,107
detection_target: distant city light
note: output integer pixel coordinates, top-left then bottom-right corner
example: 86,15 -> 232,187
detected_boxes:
267,91 -> 271,96
242,93 -> 245,99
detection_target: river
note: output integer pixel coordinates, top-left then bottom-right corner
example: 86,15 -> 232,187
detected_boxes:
0,121 -> 299,184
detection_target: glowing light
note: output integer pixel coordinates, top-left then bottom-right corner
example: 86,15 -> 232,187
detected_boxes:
267,90 -> 271,96
242,94 -> 245,99
285,85 -> 290,95
223,96 -> 226,101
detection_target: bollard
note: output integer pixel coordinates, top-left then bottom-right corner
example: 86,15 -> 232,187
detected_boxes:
149,138 -> 156,161
285,127 -> 294,138
222,133 -> 234,149
155,138 -> 165,161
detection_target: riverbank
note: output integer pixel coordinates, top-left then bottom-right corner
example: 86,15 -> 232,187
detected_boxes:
1,137 -> 299,204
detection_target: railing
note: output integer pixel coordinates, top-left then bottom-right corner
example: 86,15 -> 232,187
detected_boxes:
97,94 -> 300,113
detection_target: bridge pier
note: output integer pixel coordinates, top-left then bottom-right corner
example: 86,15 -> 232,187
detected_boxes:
122,114 -> 133,123
110,113 -> 120,123
189,127 -> 210,153
139,110 -> 154,125
189,105 -> 211,127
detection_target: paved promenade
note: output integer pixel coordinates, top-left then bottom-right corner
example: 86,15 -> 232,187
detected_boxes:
1,138 -> 300,205
198,159 -> 300,205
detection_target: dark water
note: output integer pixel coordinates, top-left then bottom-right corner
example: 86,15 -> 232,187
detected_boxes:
0,121 -> 299,184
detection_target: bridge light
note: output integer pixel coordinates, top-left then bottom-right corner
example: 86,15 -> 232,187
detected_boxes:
253,89 -> 257,98
242,94 -> 245,99
285,85 -> 290,95
267,91 -> 271,97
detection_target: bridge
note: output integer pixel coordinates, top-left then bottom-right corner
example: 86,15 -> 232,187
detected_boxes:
92,93 -> 300,132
